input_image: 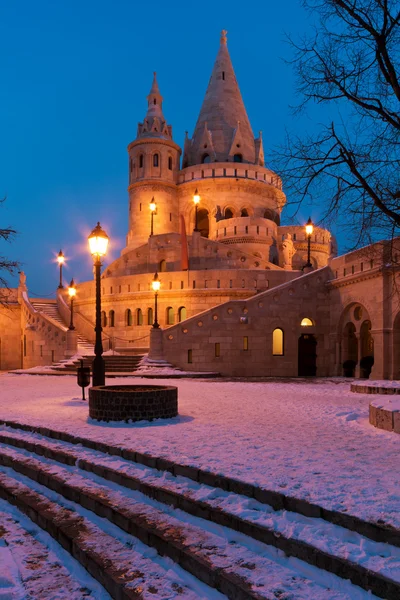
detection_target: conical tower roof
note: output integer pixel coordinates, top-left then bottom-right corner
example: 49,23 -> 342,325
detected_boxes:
184,31 -> 257,167
136,72 -> 173,140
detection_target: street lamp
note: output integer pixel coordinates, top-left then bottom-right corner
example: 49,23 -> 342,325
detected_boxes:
149,198 -> 157,236
151,272 -> 161,328
193,188 -> 200,232
68,278 -> 76,330
88,222 -> 109,386
57,250 -> 65,288
305,217 -> 314,269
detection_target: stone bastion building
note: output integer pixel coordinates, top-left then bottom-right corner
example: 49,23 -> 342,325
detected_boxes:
1,31 -> 399,379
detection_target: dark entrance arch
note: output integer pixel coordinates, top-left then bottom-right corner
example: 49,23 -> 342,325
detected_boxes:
298,334 -> 317,376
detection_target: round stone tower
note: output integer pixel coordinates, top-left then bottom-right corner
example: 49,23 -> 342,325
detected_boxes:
178,31 -> 286,265
126,73 -> 182,250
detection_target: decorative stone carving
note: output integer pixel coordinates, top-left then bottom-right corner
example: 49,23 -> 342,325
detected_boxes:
279,234 -> 295,270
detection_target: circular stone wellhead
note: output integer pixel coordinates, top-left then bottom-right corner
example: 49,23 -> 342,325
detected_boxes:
89,385 -> 178,422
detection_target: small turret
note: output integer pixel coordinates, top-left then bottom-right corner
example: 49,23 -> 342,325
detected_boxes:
126,73 -> 182,250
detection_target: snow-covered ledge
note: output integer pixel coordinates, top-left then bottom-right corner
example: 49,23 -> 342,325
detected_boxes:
369,396 -> 400,434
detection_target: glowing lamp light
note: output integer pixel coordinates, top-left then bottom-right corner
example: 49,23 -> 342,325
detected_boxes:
149,198 -> 157,212
152,272 -> 161,292
68,279 -> 76,298
57,250 -> 65,265
193,188 -> 200,205
305,217 -> 314,237
88,222 -> 109,258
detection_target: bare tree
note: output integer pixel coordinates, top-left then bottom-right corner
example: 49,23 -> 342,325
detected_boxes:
0,198 -> 19,295
274,0 -> 400,247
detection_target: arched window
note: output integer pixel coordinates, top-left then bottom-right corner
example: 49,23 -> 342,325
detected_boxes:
153,153 -> 159,167
126,308 -> 132,326
159,259 -> 167,272
272,328 -> 284,356
241,208 -> 249,217
136,308 -> 143,326
178,307 -> 187,322
139,154 -> 144,168
225,208 -> 234,219
301,317 -> 314,327
197,209 -> 209,238
234,154 -> 243,163
147,307 -> 153,325
168,157 -> 172,170
264,209 -> 273,220
101,311 -> 107,327
109,310 -> 115,327
166,306 -> 174,325
202,154 -> 211,163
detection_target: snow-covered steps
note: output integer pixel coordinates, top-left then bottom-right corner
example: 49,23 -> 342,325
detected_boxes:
1,425 -> 400,598
0,470 -> 221,600
0,418 -> 397,548
0,502 -> 108,599
0,446 -> 377,600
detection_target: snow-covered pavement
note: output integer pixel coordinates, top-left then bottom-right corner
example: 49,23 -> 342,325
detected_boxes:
0,373 -> 399,530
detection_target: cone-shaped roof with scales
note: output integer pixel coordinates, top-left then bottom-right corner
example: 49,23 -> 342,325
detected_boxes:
184,31 -> 259,167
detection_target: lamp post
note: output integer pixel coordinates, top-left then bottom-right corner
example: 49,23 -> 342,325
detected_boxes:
57,250 -> 65,288
152,272 -> 161,328
68,279 -> 76,330
149,198 -> 157,236
305,217 -> 314,269
193,188 -> 200,232
88,222 -> 109,387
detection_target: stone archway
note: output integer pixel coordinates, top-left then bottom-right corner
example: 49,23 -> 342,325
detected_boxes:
298,334 -> 317,376
342,322 -> 358,376
197,209 -> 209,238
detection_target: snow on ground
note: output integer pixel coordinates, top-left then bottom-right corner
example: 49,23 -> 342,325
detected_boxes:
0,374 -> 399,531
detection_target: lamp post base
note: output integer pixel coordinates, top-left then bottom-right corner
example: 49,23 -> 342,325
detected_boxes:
92,355 -> 105,387
148,327 -> 164,361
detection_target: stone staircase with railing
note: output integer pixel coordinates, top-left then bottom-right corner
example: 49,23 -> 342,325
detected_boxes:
31,300 -> 144,373
30,300 -> 94,354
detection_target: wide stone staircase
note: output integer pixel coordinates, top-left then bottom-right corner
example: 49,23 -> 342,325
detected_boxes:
31,300 -> 144,373
31,300 -> 94,354
0,419 -> 399,599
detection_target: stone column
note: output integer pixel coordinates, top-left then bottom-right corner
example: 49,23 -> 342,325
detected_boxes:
148,327 -> 164,361
355,333 -> 361,378
65,329 -> 78,358
370,328 -> 391,380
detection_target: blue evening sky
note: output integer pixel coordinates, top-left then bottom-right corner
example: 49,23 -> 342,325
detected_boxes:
0,0 -> 329,294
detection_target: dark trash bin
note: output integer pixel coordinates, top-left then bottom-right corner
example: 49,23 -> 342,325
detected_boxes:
77,359 -> 91,401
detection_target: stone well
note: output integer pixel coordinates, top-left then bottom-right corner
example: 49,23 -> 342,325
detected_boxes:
89,385 -> 178,422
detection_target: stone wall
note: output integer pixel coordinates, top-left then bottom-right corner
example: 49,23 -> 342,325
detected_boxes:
0,290 -> 21,370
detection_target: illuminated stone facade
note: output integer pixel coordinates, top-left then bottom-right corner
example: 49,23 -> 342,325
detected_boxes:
3,32 -> 400,379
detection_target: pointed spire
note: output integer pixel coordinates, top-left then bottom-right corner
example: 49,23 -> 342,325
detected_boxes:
136,72 -> 172,140
186,31 -> 256,166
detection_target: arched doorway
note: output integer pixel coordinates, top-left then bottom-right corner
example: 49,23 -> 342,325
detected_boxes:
298,334 -> 317,376
197,209 -> 209,238
360,320 -> 374,378
343,322 -> 358,376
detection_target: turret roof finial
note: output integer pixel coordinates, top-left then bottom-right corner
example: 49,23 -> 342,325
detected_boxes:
220,29 -> 228,45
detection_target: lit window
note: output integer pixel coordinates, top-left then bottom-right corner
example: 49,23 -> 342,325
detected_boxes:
166,307 -> 174,325
243,336 -> 249,351
272,328 -> 284,356
136,308 -> 143,326
300,317 -> 313,327
147,307 -> 153,325
178,306 -> 187,322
